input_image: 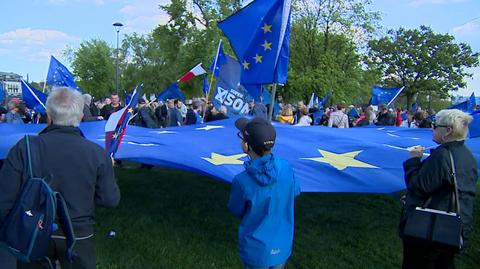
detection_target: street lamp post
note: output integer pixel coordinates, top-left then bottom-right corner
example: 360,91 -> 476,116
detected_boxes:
113,22 -> 124,95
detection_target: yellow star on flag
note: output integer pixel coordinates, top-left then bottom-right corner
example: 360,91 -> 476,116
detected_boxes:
202,153 -> 247,166
128,108 -> 134,113
261,23 -> 272,33
301,149 -> 378,171
261,40 -> 272,51
253,54 -> 263,63
112,133 -> 118,139
242,60 -> 250,70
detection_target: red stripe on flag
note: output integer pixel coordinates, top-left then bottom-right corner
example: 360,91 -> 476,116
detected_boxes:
179,71 -> 194,82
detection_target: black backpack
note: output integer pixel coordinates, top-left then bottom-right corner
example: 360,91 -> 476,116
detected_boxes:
0,135 -> 76,265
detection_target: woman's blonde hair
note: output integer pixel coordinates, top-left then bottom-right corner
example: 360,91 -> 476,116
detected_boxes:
435,109 -> 473,140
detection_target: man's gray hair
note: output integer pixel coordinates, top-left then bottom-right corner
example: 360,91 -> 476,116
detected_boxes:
83,94 -> 92,106
46,88 -> 84,127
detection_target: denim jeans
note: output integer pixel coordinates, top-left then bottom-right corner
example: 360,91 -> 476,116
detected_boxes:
244,262 -> 286,269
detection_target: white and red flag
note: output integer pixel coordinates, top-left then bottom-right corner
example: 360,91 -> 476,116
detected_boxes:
178,63 -> 206,82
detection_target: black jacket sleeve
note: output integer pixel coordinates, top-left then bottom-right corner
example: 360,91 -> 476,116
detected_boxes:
82,105 -> 98,122
94,153 -> 120,208
403,149 -> 451,197
139,108 -> 157,128
0,140 -> 26,222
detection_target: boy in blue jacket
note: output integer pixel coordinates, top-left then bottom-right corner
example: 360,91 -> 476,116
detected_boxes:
229,117 -> 301,269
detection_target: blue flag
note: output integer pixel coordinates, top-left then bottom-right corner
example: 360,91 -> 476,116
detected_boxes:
218,0 -> 292,84
20,80 -> 48,114
243,84 -> 262,102
370,86 -> 404,106
203,74 -> 209,95
262,87 -> 281,117
157,83 -> 185,101
46,56 -> 82,92
212,55 -> 252,117
124,90 -> 132,105
469,92 -> 477,110
318,94 -> 328,108
3,119 -> 480,194
449,93 -> 476,112
209,40 -> 227,77
0,83 -> 5,104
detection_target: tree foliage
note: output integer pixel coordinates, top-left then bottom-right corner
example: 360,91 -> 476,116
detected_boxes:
368,25 -> 480,107
70,39 -> 115,97
283,0 -> 381,104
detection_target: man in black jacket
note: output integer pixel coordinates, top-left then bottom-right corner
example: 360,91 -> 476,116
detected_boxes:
0,88 -> 120,269
375,105 -> 395,126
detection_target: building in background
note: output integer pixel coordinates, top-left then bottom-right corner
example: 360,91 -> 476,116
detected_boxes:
0,72 -> 22,97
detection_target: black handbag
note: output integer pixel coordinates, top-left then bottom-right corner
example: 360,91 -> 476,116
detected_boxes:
403,151 -> 463,253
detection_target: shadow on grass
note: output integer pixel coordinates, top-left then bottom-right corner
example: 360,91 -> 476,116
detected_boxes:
94,166 -> 480,269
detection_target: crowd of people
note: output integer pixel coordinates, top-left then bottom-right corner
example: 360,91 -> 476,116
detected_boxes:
1,91 -> 465,132
0,89 -> 478,269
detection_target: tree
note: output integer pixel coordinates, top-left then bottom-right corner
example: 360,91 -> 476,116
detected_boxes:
70,39 -> 115,97
120,0 -> 242,97
293,0 -> 380,52
282,0 -> 381,104
368,25 -> 480,107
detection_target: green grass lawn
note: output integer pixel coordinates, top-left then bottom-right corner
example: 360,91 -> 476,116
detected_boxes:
94,166 -> 480,269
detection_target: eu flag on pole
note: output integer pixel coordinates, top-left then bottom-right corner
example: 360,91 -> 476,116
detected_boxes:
209,41 -> 227,77
157,83 -> 186,102
218,0 -> 292,84
370,86 -> 405,107
20,80 -> 47,114
105,84 -> 142,157
46,56 -> 82,92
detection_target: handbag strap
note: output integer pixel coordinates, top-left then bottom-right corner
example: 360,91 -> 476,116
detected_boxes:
448,150 -> 461,214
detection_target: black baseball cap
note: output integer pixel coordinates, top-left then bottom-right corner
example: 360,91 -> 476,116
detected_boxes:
235,117 -> 276,155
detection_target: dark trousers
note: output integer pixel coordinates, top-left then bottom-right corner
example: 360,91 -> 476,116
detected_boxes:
402,239 -> 455,269
18,237 -> 95,269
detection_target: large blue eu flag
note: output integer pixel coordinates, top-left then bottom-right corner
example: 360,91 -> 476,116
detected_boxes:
218,0 -> 292,85
370,86 -> 404,107
46,56 -> 82,92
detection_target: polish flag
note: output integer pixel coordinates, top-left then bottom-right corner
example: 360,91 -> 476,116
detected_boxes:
178,63 -> 206,82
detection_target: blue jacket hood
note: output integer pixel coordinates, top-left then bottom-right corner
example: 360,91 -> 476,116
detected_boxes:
244,154 -> 277,186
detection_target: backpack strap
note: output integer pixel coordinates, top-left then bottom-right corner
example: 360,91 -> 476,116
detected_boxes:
55,193 -> 77,261
24,135 -> 34,179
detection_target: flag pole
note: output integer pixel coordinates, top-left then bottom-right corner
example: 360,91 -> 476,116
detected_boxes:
203,40 -> 222,121
207,40 -> 222,99
387,86 -> 405,107
267,84 -> 277,122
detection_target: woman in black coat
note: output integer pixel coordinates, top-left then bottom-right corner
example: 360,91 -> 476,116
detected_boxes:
401,109 -> 477,269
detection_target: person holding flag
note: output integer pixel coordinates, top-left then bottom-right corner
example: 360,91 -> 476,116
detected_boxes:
105,85 -> 142,157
